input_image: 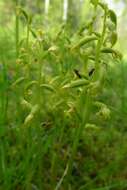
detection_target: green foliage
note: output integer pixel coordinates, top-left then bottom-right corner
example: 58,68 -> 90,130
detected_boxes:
0,0 -> 127,190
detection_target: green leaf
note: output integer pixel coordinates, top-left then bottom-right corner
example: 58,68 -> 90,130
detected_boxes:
101,47 -> 115,54
109,9 -> 117,28
11,77 -> 25,87
62,79 -> 89,88
101,47 -> 122,59
91,0 -> 99,7
98,2 -> 107,10
20,8 -> 28,21
40,84 -> 56,92
71,36 -> 98,50
110,31 -> 117,47
107,20 -> 116,31
25,81 -> 38,91
30,28 -> 37,38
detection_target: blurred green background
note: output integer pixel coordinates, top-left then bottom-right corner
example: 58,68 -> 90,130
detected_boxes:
0,0 -> 127,57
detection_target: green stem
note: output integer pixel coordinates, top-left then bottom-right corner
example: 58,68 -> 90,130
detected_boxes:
66,91 -> 91,184
15,0 -> 19,58
26,23 -> 30,51
26,22 -> 31,79
94,7 -> 107,80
